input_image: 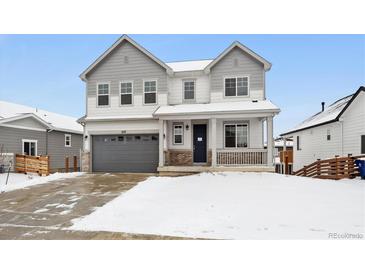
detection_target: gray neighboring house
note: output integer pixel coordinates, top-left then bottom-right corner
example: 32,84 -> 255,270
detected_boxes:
0,100 -> 83,172
79,35 -> 280,173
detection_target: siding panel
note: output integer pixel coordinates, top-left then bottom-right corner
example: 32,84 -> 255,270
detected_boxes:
47,131 -> 83,171
86,41 -> 168,117
210,47 -> 265,103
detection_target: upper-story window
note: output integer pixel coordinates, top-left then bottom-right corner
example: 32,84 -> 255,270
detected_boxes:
65,134 -> 72,147
144,80 -> 157,104
120,81 -> 133,105
183,80 -> 195,101
97,83 -> 110,106
224,77 -> 249,97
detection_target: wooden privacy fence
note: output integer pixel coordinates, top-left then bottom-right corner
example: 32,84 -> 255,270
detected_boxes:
279,150 -> 293,174
64,156 -> 78,172
293,154 -> 363,180
15,154 -> 49,176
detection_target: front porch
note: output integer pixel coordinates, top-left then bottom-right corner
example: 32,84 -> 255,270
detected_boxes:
154,101 -> 279,173
154,101 -> 278,174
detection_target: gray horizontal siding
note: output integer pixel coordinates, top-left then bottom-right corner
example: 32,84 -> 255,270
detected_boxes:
210,47 -> 264,93
47,131 -> 83,171
0,126 -> 82,172
86,41 -> 168,99
0,126 -> 47,156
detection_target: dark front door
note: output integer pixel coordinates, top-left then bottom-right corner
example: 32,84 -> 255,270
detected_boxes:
193,124 -> 207,163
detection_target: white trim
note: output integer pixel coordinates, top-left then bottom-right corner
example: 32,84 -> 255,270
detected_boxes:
143,79 -> 158,105
204,41 -> 272,73
22,139 -> 38,156
182,79 -> 196,102
65,134 -> 72,147
172,123 -> 184,145
0,113 -> 51,129
96,82 -> 111,108
223,122 -> 249,149
80,35 -> 173,80
0,123 -> 47,132
223,76 -> 250,98
119,80 -> 134,106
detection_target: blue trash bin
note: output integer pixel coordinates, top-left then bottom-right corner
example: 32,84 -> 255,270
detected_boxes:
355,160 -> 365,179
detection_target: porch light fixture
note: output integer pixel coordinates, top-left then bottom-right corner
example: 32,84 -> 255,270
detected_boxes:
185,124 -> 189,130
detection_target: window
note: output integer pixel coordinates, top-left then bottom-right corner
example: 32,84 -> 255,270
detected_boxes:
65,134 -> 72,147
22,139 -> 37,156
144,80 -> 157,104
97,83 -> 110,106
361,135 -> 365,154
173,124 -> 184,145
327,129 -> 331,141
224,123 -> 248,148
296,136 -> 301,151
224,77 -> 249,97
183,80 -> 195,100
120,81 -> 133,105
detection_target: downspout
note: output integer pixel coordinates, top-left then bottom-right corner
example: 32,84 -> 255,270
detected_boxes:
46,128 -> 54,155
339,119 -> 344,155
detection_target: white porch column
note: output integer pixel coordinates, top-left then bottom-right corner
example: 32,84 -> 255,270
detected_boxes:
159,119 -> 165,167
283,137 -> 287,151
211,118 -> 217,167
267,116 -> 274,166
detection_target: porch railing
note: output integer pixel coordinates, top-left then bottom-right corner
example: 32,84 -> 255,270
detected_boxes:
217,149 -> 268,166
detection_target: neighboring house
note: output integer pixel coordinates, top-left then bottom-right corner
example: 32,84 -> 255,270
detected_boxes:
265,137 -> 293,164
0,101 -> 83,172
281,86 -> 365,172
79,35 -> 280,173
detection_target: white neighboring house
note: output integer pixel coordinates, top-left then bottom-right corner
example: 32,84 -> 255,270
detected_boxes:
281,86 -> 365,172
78,35 -> 280,173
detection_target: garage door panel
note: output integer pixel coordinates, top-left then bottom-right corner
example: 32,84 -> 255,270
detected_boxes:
92,134 -> 159,172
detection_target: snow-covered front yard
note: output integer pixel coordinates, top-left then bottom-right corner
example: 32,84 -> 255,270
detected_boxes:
71,172 -> 365,239
0,172 -> 84,193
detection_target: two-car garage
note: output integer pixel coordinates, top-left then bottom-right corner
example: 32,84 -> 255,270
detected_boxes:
92,134 -> 159,173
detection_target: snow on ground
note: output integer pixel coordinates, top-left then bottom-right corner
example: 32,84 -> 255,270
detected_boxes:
71,172 -> 365,239
0,172 -> 84,193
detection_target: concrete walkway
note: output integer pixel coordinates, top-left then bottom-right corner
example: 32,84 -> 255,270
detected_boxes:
0,173 -> 186,240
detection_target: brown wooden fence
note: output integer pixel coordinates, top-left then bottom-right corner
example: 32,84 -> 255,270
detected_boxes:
15,154 -> 50,176
293,155 -> 363,180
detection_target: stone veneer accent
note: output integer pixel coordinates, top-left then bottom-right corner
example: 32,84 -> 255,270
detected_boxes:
167,149 -> 212,166
81,151 -> 91,172
167,150 -> 193,166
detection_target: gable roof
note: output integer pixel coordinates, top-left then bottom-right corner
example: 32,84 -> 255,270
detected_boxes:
80,35 -> 173,80
281,86 -> 365,136
204,41 -> 272,73
165,59 -> 213,72
0,100 -> 83,134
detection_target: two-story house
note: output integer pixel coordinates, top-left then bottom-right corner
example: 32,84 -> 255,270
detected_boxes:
78,35 -> 280,173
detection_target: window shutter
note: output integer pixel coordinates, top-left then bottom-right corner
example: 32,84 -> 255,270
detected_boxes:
361,135 -> 365,154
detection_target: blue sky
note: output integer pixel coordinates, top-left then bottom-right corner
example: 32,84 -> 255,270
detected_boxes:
0,34 -> 364,136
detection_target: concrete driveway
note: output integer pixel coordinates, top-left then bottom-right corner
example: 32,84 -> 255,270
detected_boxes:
0,173 -> 185,239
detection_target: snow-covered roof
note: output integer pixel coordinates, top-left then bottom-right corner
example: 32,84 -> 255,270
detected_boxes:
0,100 -> 83,134
165,59 -> 213,72
154,100 -> 280,116
85,114 -> 154,121
281,86 -> 365,136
